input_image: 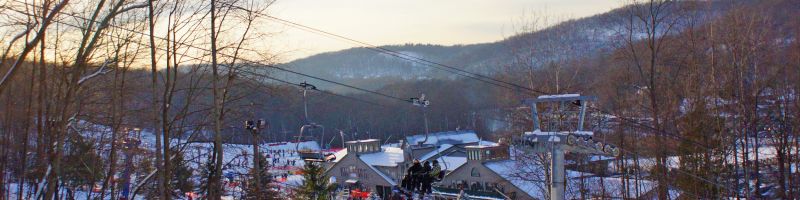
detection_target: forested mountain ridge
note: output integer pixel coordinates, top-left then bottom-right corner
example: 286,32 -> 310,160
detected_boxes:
281,0 -> 743,92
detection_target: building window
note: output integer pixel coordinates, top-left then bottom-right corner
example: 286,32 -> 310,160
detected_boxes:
470,182 -> 481,191
341,165 -> 363,178
470,167 -> 480,177
468,150 -> 481,160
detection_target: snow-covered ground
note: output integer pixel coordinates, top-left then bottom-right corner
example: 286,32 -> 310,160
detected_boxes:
486,160 -> 681,199
19,120 -> 323,200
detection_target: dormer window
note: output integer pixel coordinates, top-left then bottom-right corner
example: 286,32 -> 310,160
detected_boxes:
467,149 -> 482,161
345,139 -> 381,154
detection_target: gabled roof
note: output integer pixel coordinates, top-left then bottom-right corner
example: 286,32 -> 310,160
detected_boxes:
359,146 -> 405,167
327,146 -> 402,186
483,160 -> 545,198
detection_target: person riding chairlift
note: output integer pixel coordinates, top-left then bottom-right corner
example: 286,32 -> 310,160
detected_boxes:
431,160 -> 443,181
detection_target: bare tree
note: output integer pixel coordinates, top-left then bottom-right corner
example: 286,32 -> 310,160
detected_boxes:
616,1 -> 684,199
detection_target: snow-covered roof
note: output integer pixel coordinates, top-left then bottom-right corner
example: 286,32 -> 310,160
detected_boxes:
329,146 -> 400,186
418,144 -> 454,161
538,94 -> 580,99
332,148 -> 348,162
484,160 -> 544,198
465,140 -> 499,148
525,129 -> 593,136
436,156 -> 467,171
405,130 -> 480,146
345,139 -> 380,143
358,146 -> 405,167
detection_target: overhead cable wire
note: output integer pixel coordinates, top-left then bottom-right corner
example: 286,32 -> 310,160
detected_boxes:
7,2 -> 734,192
235,6 -> 722,153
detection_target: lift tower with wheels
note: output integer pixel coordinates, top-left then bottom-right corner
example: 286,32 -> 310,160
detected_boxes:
514,94 -> 619,200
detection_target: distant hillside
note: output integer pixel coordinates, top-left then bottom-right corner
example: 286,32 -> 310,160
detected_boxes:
278,1 -> 740,93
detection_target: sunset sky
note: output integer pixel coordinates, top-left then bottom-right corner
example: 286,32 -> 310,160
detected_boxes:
266,0 -> 622,61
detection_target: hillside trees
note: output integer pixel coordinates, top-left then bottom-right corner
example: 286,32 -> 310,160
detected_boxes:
0,0 -> 280,198
615,1 -> 686,199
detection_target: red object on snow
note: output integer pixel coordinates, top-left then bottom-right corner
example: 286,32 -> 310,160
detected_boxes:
351,189 -> 370,198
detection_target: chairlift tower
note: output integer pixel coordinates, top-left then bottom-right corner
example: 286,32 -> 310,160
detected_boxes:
515,94 -> 619,200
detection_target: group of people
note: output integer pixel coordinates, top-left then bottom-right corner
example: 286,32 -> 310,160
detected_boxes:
266,149 -> 296,157
400,159 -> 442,196
269,157 -> 299,166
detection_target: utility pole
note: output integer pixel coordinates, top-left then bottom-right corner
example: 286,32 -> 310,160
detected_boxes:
245,119 -> 267,199
515,94 -> 618,200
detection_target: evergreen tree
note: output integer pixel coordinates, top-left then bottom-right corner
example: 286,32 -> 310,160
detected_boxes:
61,137 -> 104,192
243,155 -> 279,199
294,162 -> 335,200
171,150 -> 195,196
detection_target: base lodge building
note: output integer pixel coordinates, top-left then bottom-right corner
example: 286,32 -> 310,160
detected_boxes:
323,131 -> 660,199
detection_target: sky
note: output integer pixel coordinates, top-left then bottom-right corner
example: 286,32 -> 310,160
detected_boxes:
264,0 -> 622,62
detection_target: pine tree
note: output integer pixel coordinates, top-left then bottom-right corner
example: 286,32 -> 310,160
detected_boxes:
244,155 -> 279,199
294,161 -> 335,200
171,151 -> 195,196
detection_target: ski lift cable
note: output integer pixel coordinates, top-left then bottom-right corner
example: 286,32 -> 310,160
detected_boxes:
251,13 -> 735,196
14,0 -> 715,156
236,69 -> 391,108
220,2 -> 538,94
7,3 -> 733,191
225,4 -> 722,154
